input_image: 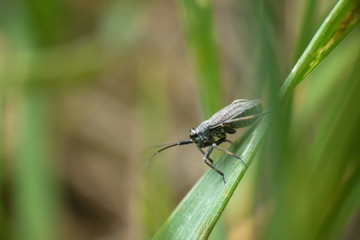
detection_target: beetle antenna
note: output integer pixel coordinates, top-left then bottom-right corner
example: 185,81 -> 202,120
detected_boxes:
140,139 -> 194,173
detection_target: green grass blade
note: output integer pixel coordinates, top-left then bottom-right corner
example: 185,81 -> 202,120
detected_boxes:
137,67 -> 174,239
292,0 -> 317,63
3,1 -> 65,239
15,91 -> 59,240
263,44 -> 360,240
280,0 -> 360,99
292,32 -> 360,135
177,0 -> 222,118
153,0 -> 360,239
309,53 -> 360,239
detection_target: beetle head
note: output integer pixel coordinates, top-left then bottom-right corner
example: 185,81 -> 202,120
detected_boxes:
189,128 -> 199,142
190,127 -> 208,147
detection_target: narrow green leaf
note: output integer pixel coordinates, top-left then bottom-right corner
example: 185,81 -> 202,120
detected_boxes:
137,66 -> 174,238
292,0 -> 317,63
15,91 -> 59,240
177,0 -> 222,118
280,0 -> 360,99
309,53 -> 360,239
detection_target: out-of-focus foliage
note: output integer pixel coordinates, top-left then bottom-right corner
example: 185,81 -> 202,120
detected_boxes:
1,0 -> 360,240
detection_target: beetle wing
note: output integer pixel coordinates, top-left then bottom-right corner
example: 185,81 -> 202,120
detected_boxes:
217,111 -> 267,129
208,99 -> 262,129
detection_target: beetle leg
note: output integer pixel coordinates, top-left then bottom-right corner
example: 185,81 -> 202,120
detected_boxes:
197,147 -> 214,163
212,144 -> 247,168
204,144 -> 226,183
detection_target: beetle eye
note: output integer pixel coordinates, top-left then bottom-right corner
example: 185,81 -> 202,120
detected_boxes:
189,128 -> 197,138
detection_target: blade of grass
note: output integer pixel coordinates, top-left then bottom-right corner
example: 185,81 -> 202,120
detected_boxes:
326,156 -> 360,239
309,53 -> 360,239
177,0 -> 223,118
292,31 -> 360,137
263,41 -> 360,240
137,65 -> 174,239
5,1 -> 64,240
279,0 -> 360,99
292,0 -> 317,63
153,0 -> 360,239
15,90 -> 59,240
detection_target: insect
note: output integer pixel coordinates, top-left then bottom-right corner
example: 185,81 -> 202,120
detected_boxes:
146,99 -> 265,183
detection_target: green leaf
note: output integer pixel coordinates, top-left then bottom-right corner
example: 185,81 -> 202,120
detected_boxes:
15,90 -> 59,240
279,0 -> 360,99
177,0 -> 223,118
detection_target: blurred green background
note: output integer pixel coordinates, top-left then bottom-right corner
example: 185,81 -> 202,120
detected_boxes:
1,0 -> 360,239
